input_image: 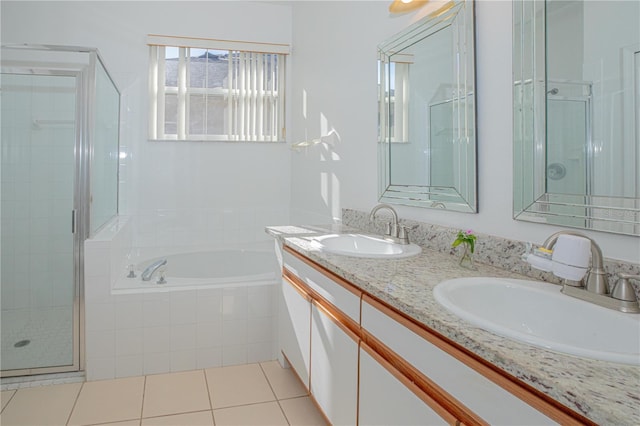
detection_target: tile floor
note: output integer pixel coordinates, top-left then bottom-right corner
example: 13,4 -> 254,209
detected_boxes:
0,361 -> 327,426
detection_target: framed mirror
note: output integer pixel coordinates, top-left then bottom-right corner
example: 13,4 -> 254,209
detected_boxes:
378,0 -> 477,212
513,0 -> 640,235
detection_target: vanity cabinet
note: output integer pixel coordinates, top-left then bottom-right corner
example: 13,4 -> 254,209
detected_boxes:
282,249 -> 361,425
280,273 -> 311,389
279,246 -> 590,426
310,301 -> 359,426
361,296 -> 558,425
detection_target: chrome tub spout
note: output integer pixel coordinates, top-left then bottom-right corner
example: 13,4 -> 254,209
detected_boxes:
141,259 -> 167,281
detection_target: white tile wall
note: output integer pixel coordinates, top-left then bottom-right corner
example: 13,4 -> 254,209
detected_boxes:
83,215 -> 278,381
128,207 -> 288,252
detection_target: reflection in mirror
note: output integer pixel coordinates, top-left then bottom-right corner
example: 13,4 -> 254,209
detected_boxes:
378,0 -> 477,212
513,0 -> 640,235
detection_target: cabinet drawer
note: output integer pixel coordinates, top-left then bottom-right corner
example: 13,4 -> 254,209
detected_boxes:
361,298 -> 558,425
283,249 -> 361,323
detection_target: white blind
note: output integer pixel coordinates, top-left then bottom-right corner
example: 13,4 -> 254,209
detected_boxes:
148,35 -> 288,142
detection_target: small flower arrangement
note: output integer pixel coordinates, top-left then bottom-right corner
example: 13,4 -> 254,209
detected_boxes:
452,229 -> 477,253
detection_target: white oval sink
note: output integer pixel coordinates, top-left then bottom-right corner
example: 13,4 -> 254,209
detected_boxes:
433,277 -> 640,365
309,233 -> 422,259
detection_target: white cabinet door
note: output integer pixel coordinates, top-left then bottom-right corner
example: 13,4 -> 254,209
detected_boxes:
283,250 -> 361,323
280,276 -> 311,389
310,302 -> 358,426
361,299 -> 558,426
359,344 -> 452,426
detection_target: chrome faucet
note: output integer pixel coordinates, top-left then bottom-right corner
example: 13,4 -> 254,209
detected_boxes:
538,231 -> 639,313
369,203 -> 410,244
541,231 -> 608,294
141,259 -> 167,281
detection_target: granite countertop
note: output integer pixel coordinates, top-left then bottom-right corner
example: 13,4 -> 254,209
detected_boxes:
266,225 -> 640,425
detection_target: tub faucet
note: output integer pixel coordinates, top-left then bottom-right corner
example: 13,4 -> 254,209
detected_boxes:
141,259 -> 167,281
369,203 -> 410,244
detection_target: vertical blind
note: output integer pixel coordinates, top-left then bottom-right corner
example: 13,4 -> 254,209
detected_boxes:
148,35 -> 290,142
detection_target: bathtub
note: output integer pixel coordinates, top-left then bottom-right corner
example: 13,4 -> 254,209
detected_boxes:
112,247 -> 279,294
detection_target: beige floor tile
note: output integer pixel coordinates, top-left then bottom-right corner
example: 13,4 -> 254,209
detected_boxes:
98,421 -> 141,426
142,370 -> 211,418
68,376 -> 144,426
1,389 -> 16,412
279,396 -> 328,426
0,382 -> 82,426
260,361 -> 307,400
141,410 -> 214,426
214,401 -> 288,426
206,363 -> 275,409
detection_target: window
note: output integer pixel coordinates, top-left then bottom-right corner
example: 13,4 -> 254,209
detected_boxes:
148,35 -> 289,142
379,53 -> 412,143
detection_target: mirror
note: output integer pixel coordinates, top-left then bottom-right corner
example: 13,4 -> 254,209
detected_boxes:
378,0 -> 477,212
513,0 -> 640,235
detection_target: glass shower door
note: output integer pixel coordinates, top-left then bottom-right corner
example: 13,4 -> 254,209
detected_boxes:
1,72 -> 78,373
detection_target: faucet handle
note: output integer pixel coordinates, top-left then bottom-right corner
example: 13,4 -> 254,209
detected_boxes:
384,222 -> 393,236
127,264 -> 136,278
397,226 -> 410,245
612,274 -> 640,302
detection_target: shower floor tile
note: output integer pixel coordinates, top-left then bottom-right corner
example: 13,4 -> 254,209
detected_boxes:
1,307 -> 73,372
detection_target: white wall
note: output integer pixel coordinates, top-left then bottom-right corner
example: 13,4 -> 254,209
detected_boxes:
2,0 -> 637,262
288,0 -> 639,263
1,1 -> 293,248
289,1 -> 412,224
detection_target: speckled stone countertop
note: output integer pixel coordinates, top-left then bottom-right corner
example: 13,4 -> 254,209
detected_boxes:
266,225 -> 640,425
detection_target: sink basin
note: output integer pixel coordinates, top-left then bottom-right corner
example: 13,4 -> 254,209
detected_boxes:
309,233 -> 422,259
433,277 -> 640,365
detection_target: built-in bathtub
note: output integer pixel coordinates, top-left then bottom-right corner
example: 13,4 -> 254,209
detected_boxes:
113,248 -> 278,293
85,219 -> 280,380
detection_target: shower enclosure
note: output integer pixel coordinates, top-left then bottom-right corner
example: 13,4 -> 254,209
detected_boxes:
1,45 -> 120,377
545,80 -> 592,228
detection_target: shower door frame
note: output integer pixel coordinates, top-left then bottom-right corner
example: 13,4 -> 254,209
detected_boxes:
0,60 -> 92,378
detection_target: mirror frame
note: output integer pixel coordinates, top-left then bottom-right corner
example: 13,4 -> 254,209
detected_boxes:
378,0 -> 478,213
513,0 -> 640,236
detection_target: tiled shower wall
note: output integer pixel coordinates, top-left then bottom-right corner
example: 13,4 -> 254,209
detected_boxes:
1,74 -> 76,313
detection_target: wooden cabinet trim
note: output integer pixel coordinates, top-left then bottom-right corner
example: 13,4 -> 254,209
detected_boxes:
282,269 -> 312,301
362,331 -> 487,426
362,294 -> 594,426
284,266 -> 361,338
360,340 -> 462,426
312,299 -> 360,343
284,245 -> 363,297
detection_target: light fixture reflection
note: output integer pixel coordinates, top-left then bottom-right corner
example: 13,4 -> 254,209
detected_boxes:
389,0 -> 429,14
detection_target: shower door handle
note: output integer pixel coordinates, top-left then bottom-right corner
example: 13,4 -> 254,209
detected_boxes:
72,209 -> 77,234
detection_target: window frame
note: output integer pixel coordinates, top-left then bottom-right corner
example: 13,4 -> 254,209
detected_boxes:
148,34 -> 289,142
